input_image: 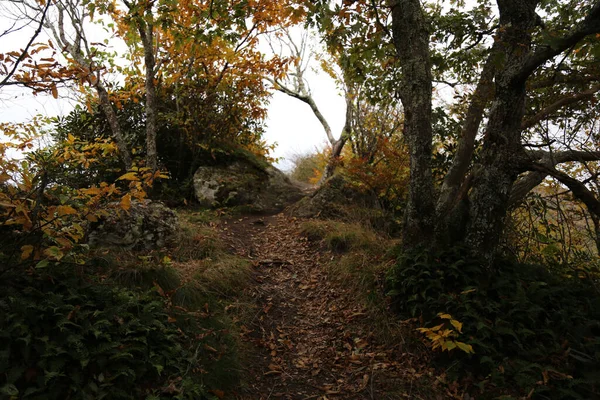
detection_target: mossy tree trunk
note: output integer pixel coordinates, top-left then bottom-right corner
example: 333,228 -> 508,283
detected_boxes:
390,0 -> 600,260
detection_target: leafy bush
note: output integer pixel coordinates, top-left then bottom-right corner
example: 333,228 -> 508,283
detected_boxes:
386,246 -> 600,399
289,150 -> 327,183
0,268 -> 217,400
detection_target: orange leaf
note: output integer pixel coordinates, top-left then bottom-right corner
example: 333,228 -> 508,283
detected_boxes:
117,172 -> 140,181
57,205 -> 77,216
21,245 -> 34,260
120,194 -> 131,211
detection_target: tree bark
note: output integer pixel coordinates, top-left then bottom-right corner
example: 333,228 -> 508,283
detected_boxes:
436,48 -> 496,217
391,0 -> 436,247
465,0 -> 539,258
138,15 -> 158,172
96,84 -> 133,169
318,90 -> 354,185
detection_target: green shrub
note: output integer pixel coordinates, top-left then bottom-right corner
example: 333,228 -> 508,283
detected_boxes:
0,268 -> 215,400
386,246 -> 600,399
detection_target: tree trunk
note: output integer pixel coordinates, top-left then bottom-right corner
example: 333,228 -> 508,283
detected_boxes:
391,0 -> 436,247
96,83 -> 133,170
465,0 -> 539,259
139,20 -> 158,172
318,137 -> 347,186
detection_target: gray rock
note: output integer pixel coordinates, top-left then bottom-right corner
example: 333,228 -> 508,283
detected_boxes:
88,200 -> 178,250
193,160 -> 303,212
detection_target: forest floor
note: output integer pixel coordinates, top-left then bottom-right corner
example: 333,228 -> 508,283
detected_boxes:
212,211 -> 448,400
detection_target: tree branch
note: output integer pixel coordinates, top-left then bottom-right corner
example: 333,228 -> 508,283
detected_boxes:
526,149 -> 600,164
0,0 -> 51,89
518,1 -> 600,80
533,163 -> 600,218
437,43 -> 497,216
522,83 -> 600,129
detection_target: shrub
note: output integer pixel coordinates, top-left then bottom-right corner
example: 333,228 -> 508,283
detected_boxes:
386,246 -> 600,399
0,268 -> 215,400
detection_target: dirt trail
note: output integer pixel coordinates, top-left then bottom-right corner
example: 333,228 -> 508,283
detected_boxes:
217,213 -> 443,400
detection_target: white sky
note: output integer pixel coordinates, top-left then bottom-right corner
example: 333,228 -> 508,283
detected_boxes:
0,8 -> 346,172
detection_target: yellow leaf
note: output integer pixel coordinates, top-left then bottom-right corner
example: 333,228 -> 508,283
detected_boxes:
438,313 -> 452,320
81,187 -> 101,196
455,342 -> 474,354
43,246 -> 64,260
429,324 -> 444,331
57,205 -> 77,216
21,245 -> 34,260
441,329 -> 453,337
67,134 -> 76,144
117,172 -> 140,181
450,319 -> 463,333
120,193 -> 131,211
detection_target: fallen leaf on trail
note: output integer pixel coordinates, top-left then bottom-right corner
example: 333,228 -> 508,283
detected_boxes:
204,344 -> 218,353
209,389 -> 225,398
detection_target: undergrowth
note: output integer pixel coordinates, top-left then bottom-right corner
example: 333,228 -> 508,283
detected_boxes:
386,246 -> 600,399
0,208 -> 251,400
0,266 -> 212,400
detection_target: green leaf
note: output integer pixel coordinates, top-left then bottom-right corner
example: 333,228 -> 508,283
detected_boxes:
0,384 -> 19,396
455,341 -> 474,354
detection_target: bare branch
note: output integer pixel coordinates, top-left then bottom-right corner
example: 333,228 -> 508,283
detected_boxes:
526,149 -> 600,164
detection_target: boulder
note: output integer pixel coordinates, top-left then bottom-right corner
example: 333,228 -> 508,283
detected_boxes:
88,200 -> 178,250
193,160 -> 303,212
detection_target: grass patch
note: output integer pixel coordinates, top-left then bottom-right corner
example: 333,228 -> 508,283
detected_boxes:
193,254 -> 252,296
111,265 -> 181,292
300,220 -> 385,253
172,210 -> 223,262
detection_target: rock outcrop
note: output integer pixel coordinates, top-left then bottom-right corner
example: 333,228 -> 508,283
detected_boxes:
193,160 -> 303,212
88,200 -> 178,250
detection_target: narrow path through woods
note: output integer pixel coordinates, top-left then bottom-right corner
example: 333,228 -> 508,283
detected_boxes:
216,212 -> 446,400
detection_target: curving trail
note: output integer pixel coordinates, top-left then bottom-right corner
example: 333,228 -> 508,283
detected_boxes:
217,213 -> 446,400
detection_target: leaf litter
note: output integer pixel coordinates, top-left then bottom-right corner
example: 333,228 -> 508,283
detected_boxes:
216,213 -> 448,400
